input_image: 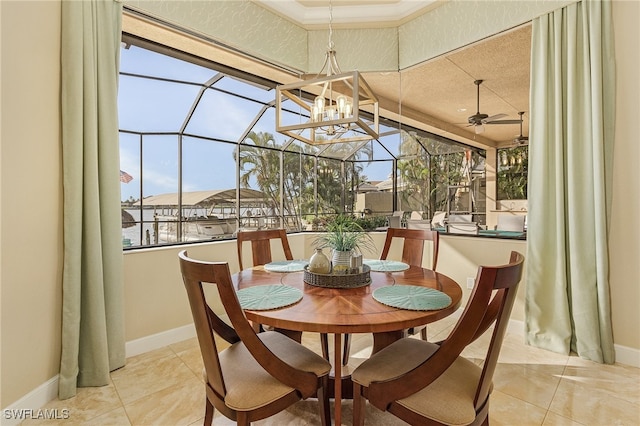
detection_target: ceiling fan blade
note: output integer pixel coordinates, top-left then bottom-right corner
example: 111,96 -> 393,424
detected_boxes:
482,113 -> 507,123
486,119 -> 523,125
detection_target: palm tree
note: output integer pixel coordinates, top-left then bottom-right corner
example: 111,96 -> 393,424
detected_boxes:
236,131 -> 313,229
398,131 -> 431,213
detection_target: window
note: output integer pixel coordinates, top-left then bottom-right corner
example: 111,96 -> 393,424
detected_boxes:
119,36 -> 485,248
496,145 -> 528,200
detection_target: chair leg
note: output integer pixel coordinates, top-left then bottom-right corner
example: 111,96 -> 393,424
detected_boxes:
317,375 -> 331,426
237,412 -> 250,426
320,333 -> 329,360
204,398 -> 214,426
249,320 -> 262,333
353,383 -> 366,426
420,325 -> 428,341
343,333 -> 352,365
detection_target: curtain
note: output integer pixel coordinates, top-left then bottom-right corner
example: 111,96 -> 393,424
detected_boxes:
59,0 -> 125,399
525,0 -> 615,364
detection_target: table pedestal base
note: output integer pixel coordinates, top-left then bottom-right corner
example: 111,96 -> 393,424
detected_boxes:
328,375 -> 353,399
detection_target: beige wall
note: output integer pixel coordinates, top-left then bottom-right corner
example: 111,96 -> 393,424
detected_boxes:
1,0 -> 638,410
609,0 -> 640,350
122,235 -> 310,341
1,0 -> 63,407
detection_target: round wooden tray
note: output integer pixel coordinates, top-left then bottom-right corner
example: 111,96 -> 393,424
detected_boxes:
303,264 -> 371,288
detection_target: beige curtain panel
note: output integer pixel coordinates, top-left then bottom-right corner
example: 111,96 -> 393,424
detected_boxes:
525,0 -> 615,364
59,0 -> 125,399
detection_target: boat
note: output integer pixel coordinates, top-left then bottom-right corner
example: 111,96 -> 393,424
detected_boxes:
135,188 -> 274,243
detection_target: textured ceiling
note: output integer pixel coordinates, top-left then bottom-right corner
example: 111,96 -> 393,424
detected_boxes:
255,0 -> 532,149
364,24 -> 531,148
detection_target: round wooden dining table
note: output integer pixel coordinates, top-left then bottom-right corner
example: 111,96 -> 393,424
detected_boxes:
233,264 -> 462,426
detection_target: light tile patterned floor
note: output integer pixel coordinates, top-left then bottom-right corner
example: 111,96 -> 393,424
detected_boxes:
23,317 -> 640,425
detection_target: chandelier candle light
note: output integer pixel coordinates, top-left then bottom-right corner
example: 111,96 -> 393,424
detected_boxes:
275,1 -> 379,145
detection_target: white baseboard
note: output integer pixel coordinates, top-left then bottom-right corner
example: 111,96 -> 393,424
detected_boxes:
613,342 -> 640,367
1,376 -> 59,426
125,323 -> 196,358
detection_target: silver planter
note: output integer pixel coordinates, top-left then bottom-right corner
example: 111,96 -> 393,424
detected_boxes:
331,250 -> 352,269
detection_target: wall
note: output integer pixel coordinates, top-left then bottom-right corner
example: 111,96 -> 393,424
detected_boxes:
398,0 -> 575,69
123,0 -> 308,72
121,232 -> 525,342
0,0 -> 63,408
438,235 -> 528,320
122,235 -> 309,341
609,0 -> 640,351
123,0 -> 576,74
355,192 -> 393,215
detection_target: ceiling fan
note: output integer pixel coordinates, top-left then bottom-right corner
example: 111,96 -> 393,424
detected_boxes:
512,111 -> 529,145
466,79 -> 522,134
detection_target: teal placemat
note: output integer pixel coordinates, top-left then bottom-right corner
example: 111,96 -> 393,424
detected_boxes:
364,259 -> 410,272
237,285 -> 302,310
264,260 -> 309,272
373,285 -> 452,311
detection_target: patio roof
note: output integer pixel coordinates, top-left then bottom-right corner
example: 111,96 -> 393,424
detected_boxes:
137,188 -> 266,207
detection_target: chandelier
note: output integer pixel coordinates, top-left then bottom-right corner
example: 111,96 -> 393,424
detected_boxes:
275,2 -> 379,145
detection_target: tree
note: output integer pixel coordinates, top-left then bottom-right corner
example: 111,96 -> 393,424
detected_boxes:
236,131 -> 313,229
398,131 -> 431,213
236,132 -> 374,229
397,131 -> 485,216
497,146 -> 528,200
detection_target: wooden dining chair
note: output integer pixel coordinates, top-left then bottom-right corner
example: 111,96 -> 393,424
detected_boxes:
236,229 -> 300,339
236,228 -> 293,271
334,227 -> 441,366
178,250 -> 331,426
351,251 -> 525,426
380,227 -> 440,271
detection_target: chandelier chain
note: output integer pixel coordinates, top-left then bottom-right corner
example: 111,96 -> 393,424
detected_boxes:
328,0 -> 334,50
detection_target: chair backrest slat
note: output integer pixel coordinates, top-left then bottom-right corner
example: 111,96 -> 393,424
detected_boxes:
236,229 -> 293,270
380,227 -> 440,270
364,251 -> 524,417
473,251 -> 523,408
179,253 -> 234,399
179,250 -> 324,403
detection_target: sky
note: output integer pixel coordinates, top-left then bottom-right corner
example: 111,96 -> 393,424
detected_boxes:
118,44 -> 398,202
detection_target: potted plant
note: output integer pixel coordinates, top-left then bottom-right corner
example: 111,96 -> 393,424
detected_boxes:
313,215 -> 375,271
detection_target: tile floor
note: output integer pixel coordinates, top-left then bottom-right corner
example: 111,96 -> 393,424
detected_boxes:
24,316 -> 640,425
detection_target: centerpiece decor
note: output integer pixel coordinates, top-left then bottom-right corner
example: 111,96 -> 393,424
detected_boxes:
308,248 -> 331,274
313,215 -> 375,269
305,215 -> 375,288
